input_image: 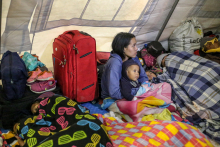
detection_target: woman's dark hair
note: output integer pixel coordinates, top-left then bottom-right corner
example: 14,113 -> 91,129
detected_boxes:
112,32 -> 135,60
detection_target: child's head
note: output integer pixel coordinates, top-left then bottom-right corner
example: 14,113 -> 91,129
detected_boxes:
145,71 -> 157,81
146,41 -> 165,58
140,41 -> 165,68
127,64 -> 140,81
31,101 -> 40,114
122,59 -> 140,81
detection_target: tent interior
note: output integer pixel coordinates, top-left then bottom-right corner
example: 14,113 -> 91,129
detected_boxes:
1,0 -> 220,70
1,0 -> 220,146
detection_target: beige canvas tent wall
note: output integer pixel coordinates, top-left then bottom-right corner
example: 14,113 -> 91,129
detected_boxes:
1,0 -> 220,71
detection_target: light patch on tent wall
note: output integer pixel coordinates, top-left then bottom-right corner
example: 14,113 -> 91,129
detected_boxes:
82,0 -> 122,21
189,0 -> 220,18
202,0 -> 220,11
2,0 -> 11,36
48,0 -> 88,21
115,0 -> 149,21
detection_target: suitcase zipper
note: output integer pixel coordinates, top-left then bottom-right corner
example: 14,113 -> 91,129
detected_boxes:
61,35 -> 79,54
63,55 -> 66,65
54,39 -> 67,67
73,44 -> 79,54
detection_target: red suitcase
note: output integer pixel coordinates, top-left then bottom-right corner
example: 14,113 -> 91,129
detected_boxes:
52,30 -> 98,102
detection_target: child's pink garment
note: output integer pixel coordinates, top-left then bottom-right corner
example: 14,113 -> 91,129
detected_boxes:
141,48 -> 157,68
136,81 -> 172,104
109,82 -> 172,122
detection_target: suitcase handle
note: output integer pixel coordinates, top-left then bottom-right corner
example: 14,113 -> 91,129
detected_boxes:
63,30 -> 91,37
60,31 -> 79,54
62,30 -> 82,43
63,30 -> 79,36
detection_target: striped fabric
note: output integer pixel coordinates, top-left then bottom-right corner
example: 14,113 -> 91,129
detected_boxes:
154,51 -> 220,143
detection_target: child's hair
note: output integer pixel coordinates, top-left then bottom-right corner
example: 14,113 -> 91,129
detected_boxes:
122,59 -> 140,74
145,70 -> 157,76
146,41 -> 165,58
145,70 -> 157,81
30,100 -> 41,115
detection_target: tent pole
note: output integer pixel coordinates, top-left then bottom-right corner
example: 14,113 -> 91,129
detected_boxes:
155,0 -> 179,41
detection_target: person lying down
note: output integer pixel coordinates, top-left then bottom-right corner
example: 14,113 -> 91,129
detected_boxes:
13,95 -> 112,147
152,51 -> 220,143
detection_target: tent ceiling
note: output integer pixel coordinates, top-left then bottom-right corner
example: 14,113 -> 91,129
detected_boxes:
1,0 -> 220,69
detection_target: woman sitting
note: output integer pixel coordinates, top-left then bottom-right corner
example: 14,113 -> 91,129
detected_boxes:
101,32 -> 148,100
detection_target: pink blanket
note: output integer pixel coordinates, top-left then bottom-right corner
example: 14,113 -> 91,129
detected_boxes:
109,82 -> 172,122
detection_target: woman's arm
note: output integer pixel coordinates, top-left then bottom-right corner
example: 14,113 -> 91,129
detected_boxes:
132,56 -> 149,83
107,63 -> 123,99
101,57 -> 123,99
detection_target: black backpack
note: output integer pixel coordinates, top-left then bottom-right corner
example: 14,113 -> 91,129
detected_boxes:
1,51 -> 28,100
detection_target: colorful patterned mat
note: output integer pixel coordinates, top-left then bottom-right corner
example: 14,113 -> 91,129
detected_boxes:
104,120 -> 213,147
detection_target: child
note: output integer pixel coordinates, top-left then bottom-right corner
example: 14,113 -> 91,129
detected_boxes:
120,59 -> 141,101
140,41 -> 165,74
145,70 -> 157,81
13,123 -> 25,147
31,100 -> 40,114
30,92 -> 55,114
12,116 -> 27,147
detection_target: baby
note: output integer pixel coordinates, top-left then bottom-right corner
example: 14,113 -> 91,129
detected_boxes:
120,59 -> 141,101
12,96 -> 51,147
12,97 -> 49,146
31,92 -> 56,114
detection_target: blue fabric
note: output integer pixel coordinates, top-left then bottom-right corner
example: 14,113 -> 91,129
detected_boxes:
171,115 -> 176,121
101,53 -> 148,99
0,128 -> 9,133
130,87 -> 139,97
22,52 -> 45,71
159,104 -> 170,108
120,77 -> 140,101
81,102 -> 108,115
100,98 -> 116,110
135,81 -> 153,96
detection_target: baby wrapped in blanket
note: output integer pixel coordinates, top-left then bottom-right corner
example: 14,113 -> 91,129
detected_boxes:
112,59 -> 172,122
